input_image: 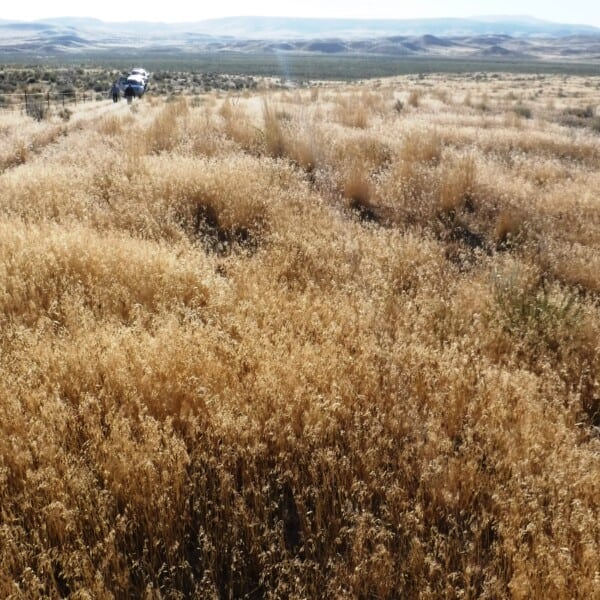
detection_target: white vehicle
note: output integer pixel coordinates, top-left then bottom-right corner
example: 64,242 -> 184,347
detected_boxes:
123,75 -> 146,97
116,68 -> 150,99
130,68 -> 149,84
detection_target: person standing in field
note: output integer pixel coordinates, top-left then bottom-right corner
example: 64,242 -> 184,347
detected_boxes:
124,84 -> 134,104
111,83 -> 120,103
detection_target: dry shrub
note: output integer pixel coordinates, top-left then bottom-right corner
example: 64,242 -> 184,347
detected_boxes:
12,141 -> 29,167
486,129 -> 599,165
438,153 -> 476,212
399,128 -> 442,165
360,136 -> 393,171
539,240 -> 600,295
291,139 -> 318,172
503,110 -> 525,129
262,100 -> 286,157
190,124 -> 227,157
26,98 -> 48,121
525,158 -> 571,186
218,97 -> 234,120
325,131 -> 392,177
138,153 -> 293,252
375,129 -> 444,224
122,131 -> 147,180
333,94 -> 370,129
559,104 -> 595,129
382,158 -> 434,223
0,123 -> 65,173
0,139 -> 29,172
183,108 -> 232,157
145,98 -> 189,154
342,168 -> 376,221
513,103 -> 533,119
283,130 -> 318,173
0,220 -> 217,325
97,115 -> 124,136
340,104 -> 369,129
259,101 -> 323,171
494,209 -> 526,246
219,100 -> 260,151
408,89 -> 422,108
360,90 -> 386,114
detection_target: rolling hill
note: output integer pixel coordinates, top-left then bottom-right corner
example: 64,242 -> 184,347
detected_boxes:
0,16 -> 599,60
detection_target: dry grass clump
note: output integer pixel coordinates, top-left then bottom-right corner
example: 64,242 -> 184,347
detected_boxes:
96,114 -> 127,136
262,99 -> 287,157
332,93 -> 371,128
0,121 -> 65,173
399,127 -> 442,165
0,220 -> 218,326
180,99 -> 234,158
218,98 -> 262,152
144,97 -> 189,154
142,153 -> 289,251
0,73 -> 599,598
438,152 -> 476,212
255,101 -> 323,172
407,88 -> 422,108
342,168 -> 377,221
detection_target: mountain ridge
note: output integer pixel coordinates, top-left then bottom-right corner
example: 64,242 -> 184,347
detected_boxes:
0,16 -> 599,60
1,15 -> 599,38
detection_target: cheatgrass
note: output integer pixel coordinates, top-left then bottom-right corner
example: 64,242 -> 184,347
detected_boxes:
0,71 -> 599,599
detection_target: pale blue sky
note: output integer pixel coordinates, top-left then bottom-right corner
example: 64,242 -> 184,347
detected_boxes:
3,0 -> 600,27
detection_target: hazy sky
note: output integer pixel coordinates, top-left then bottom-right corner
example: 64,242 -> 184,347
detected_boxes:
3,1 -> 600,27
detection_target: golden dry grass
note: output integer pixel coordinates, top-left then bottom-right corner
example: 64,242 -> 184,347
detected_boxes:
0,73 -> 599,598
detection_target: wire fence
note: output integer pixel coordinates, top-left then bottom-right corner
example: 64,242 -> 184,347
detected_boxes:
0,91 -> 102,113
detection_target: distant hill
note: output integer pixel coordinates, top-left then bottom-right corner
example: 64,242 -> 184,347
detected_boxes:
181,16 -> 600,39
0,15 -> 599,60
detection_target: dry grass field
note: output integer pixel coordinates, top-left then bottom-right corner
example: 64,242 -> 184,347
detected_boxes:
0,72 -> 599,599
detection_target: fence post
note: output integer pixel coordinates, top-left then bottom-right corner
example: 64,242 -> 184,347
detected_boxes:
24,93 -> 27,113
47,92 -> 50,109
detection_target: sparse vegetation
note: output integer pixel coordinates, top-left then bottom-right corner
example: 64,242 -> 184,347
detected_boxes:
513,102 -> 533,119
25,97 -> 48,121
0,71 -> 599,598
